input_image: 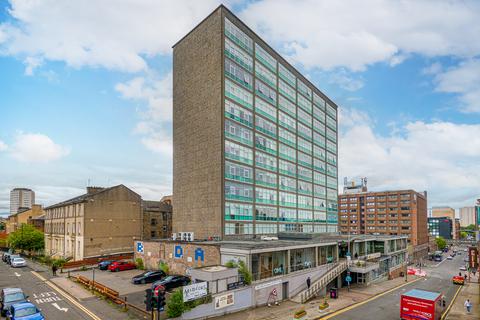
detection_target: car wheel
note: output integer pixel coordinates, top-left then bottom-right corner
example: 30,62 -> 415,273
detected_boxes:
115,268 -> 119,272
141,279 -> 146,284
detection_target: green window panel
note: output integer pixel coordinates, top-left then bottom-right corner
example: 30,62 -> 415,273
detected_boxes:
225,202 -> 253,221
225,79 -> 253,109
255,62 -> 277,88
326,103 -> 337,119
224,38 -> 253,72
279,63 -> 296,88
255,43 -> 277,72
225,18 -> 253,54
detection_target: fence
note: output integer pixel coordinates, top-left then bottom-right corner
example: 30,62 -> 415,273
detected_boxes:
62,253 -> 133,269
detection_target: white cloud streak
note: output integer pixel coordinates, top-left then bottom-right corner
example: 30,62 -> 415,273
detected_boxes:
9,133 -> 70,163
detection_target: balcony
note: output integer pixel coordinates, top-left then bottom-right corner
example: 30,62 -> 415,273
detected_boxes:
349,260 -> 380,273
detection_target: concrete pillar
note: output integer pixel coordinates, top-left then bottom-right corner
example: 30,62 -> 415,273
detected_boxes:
287,249 -> 291,274
315,246 -> 319,267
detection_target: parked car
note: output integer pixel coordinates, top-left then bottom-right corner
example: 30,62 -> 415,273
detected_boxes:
2,252 -> 11,262
0,288 -> 28,317
98,260 -> 115,270
11,258 -> 27,268
108,261 -> 136,272
452,275 -> 465,285
132,271 -> 166,284
447,256 -> 453,260
5,302 -> 44,320
459,265 -> 467,271
151,275 -> 190,291
7,255 -> 21,265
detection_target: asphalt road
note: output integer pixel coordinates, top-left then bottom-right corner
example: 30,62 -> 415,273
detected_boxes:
329,249 -> 468,320
0,260 -> 96,320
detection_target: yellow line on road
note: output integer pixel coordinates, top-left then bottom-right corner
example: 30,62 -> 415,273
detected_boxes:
31,271 -> 102,320
317,277 -> 422,319
440,285 -> 462,320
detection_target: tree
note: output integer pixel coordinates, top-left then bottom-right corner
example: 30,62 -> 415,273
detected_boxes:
158,261 -> 169,274
435,236 -> 447,250
460,231 -> 468,239
465,224 -> 476,231
224,260 -> 252,285
166,289 -> 185,318
7,224 -> 44,252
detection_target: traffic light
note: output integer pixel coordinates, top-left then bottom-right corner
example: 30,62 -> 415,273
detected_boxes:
144,289 -> 154,311
157,289 -> 166,310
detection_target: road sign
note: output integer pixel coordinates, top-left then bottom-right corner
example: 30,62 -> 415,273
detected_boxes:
346,275 -> 352,282
154,285 -> 165,297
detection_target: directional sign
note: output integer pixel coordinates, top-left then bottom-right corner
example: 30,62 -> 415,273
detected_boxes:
52,303 -> 68,312
154,285 -> 165,297
345,275 -> 352,283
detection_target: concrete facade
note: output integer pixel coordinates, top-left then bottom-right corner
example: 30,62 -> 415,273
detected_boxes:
44,185 -> 142,261
10,188 -> 35,215
431,206 -> 455,219
173,5 -> 339,240
459,206 -> 475,227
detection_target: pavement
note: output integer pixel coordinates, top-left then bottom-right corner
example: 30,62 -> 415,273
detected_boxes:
0,253 -> 143,320
446,273 -> 480,319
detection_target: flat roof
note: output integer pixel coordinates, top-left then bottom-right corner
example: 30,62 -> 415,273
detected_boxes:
403,289 -> 441,301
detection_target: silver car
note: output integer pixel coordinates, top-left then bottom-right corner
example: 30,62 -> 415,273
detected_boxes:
11,257 -> 27,268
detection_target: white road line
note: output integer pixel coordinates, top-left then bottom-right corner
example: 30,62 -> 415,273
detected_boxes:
52,302 -> 69,312
31,271 -> 102,320
14,272 -> 21,277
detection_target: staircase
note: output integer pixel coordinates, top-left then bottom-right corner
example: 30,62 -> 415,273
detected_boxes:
292,260 -> 348,304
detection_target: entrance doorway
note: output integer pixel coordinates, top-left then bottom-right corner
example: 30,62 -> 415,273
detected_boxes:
282,282 -> 288,300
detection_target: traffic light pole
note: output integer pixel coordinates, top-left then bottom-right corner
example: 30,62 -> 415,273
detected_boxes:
157,295 -> 160,320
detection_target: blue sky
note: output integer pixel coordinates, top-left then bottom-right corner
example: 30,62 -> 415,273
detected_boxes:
1,0 -> 480,215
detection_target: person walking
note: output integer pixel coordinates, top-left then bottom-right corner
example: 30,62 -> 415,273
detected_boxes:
464,299 -> 472,313
306,276 -> 311,289
52,264 -> 58,276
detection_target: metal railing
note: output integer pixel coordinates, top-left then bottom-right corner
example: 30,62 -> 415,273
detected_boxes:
298,260 -> 348,304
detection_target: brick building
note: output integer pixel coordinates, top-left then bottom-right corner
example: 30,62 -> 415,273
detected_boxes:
6,204 -> 44,234
338,189 -> 428,261
173,5 -> 339,240
44,185 -> 142,261
142,197 -> 172,240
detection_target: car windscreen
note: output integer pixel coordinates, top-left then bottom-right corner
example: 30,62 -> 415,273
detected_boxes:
14,307 -> 37,317
13,258 -> 24,262
163,276 -> 174,282
4,292 -> 25,302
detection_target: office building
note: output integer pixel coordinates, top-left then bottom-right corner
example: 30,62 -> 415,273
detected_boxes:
431,206 -> 455,219
338,189 -> 428,260
428,217 -> 453,239
459,206 -> 476,227
172,5 -> 338,240
44,185 -> 142,261
10,188 -> 35,215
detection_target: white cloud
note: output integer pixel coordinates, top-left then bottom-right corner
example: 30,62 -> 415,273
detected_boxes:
329,69 -> 364,91
0,140 -> 7,151
116,72 -> 173,155
240,0 -> 480,71
339,108 -> 480,208
10,133 -> 70,163
434,59 -> 480,113
422,62 -> 443,75
23,56 -> 42,75
1,0 -> 224,73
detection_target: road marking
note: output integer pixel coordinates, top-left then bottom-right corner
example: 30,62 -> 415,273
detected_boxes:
31,271 -> 102,320
317,277 -> 422,319
14,272 -> 21,277
53,302 -> 69,312
441,285 -> 462,320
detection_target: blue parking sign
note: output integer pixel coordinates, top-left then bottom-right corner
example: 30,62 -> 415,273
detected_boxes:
136,242 -> 144,253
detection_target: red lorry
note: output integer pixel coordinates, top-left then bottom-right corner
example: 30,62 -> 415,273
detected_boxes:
400,289 -> 445,320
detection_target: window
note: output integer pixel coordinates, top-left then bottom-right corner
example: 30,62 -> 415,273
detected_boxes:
279,63 -> 295,87
313,105 -> 326,122
298,137 -> 312,154
255,116 -> 277,138
327,164 -> 337,177
279,79 -> 296,102
313,119 -> 326,135
225,119 -> 253,146
298,152 -> 312,168
255,134 -> 277,155
326,103 -> 337,119
314,145 -> 326,160
326,115 -> 336,131
225,79 -> 253,109
225,99 -> 253,127
279,143 -> 296,162
326,140 -> 336,153
279,192 -> 296,207
225,140 -> 253,164
150,218 -> 157,226
314,184 -> 326,197
255,151 -> 277,172
298,122 -> 312,141
256,80 -> 276,104
255,43 -> 276,71
225,18 -> 253,53
279,127 -> 296,147
313,158 -> 326,172
279,175 -> 296,192
327,188 -> 337,200
327,176 -> 337,189
314,172 -> 326,185
255,169 -> 277,188
255,97 -> 276,121
298,93 -> 312,114
278,111 -> 296,132
256,187 -> 277,205
256,206 -> 278,221
225,222 -> 253,235
298,166 -> 313,182
255,223 -> 277,234
225,181 -> 253,202
314,198 -> 327,210
225,38 -> 253,71
298,195 -> 313,209
279,159 -> 296,177
279,208 -> 296,221
313,92 -> 325,108
225,161 -> 253,183
314,211 -> 326,222
298,210 -> 313,222
225,58 -> 252,89
151,231 -> 156,238
297,80 -> 312,99
278,94 -> 296,118
255,62 -> 276,88
326,152 -> 337,165
298,180 -> 313,195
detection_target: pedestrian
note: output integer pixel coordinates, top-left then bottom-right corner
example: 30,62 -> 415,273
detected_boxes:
459,272 -> 462,277
464,299 -> 472,313
306,276 -> 311,289
52,264 -> 58,276
464,274 -> 468,282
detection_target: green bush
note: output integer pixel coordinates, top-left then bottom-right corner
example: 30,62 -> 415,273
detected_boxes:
225,260 -> 236,268
224,260 -> 252,285
158,261 -> 169,274
52,258 -> 67,268
166,289 -> 185,318
135,258 -> 144,270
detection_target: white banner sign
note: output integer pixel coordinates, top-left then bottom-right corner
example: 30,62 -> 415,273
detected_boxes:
215,293 -> 234,310
183,282 -> 208,302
